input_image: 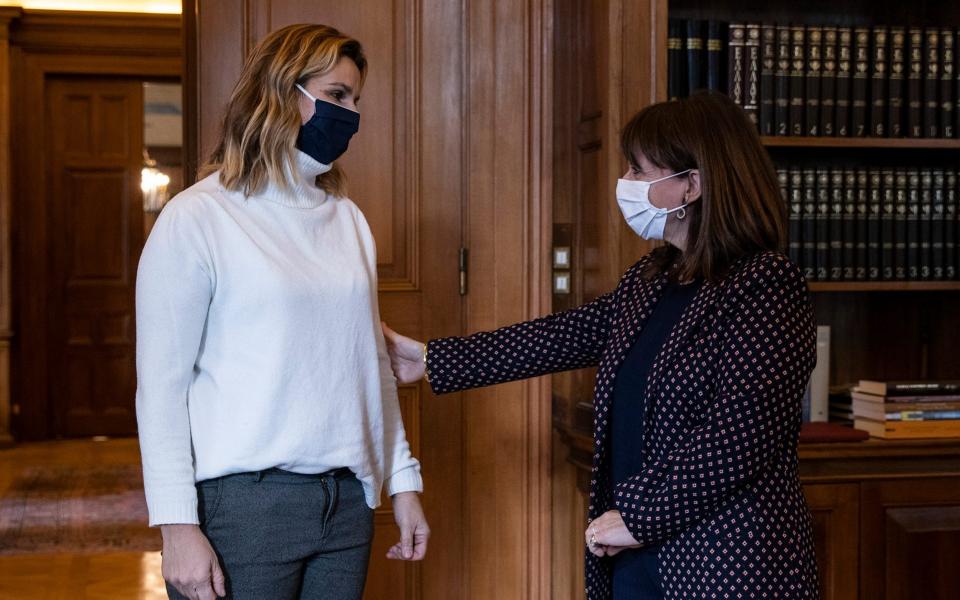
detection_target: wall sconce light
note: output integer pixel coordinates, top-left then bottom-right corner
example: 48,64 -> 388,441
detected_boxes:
141,151 -> 170,213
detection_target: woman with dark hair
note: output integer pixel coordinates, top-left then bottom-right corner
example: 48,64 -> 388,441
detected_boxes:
137,24 -> 428,600
383,91 -> 819,599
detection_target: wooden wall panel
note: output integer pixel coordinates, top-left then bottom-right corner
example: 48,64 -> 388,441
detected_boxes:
189,1 -> 556,597
0,8 -> 17,447
549,2 -> 668,596
189,1 -> 554,598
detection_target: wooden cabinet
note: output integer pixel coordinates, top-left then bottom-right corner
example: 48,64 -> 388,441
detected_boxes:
557,428 -> 960,600
803,483 -> 859,600
802,441 -> 960,600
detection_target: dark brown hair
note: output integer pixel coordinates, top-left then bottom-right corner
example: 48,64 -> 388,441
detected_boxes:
620,91 -> 786,282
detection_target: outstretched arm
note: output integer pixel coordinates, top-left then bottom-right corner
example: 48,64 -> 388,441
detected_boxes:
383,291 -> 616,394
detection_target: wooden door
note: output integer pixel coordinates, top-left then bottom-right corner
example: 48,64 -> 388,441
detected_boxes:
45,78 -> 144,437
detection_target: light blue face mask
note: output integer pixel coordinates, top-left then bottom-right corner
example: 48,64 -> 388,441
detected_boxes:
616,169 -> 693,240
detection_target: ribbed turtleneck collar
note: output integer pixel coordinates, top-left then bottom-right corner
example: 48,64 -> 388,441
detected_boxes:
258,150 -> 332,209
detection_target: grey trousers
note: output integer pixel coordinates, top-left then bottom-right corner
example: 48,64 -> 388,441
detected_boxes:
166,468 -> 374,600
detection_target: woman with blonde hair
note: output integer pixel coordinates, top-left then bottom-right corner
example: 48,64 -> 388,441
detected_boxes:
136,24 -> 428,600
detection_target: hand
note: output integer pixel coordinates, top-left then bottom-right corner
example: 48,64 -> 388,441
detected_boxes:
585,510 -> 642,557
160,524 -> 226,600
386,491 -> 430,560
381,322 -> 427,384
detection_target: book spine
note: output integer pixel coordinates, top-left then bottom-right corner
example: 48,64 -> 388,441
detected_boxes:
728,23 -> 746,107
809,326 -> 831,422
920,169 -> 934,279
820,27 -> 838,137
706,21 -> 726,92
836,28 -> 853,136
760,25 -> 776,136
775,26 -> 791,135
907,28 -> 923,137
744,24 -> 761,128
843,169 -> 858,279
947,170 -> 958,280
881,170 -> 896,280
888,28 -> 906,137
816,168 -> 831,280
956,29 -> 960,144
803,168 -> 817,279
865,169 -> 880,280
894,169 -> 908,279
790,27 -> 806,136
778,168 -> 788,203
789,168 -> 803,267
923,28 -> 939,137
907,169 -> 921,280
830,168 -> 845,280
942,28 -> 955,138
668,19 -> 686,101
870,27 -> 888,137
852,28 -> 870,136
806,26 -> 823,136
881,382 -> 960,395
686,20 -> 704,96
933,169 -> 946,280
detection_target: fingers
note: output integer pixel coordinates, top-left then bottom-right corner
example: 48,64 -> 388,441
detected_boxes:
386,542 -> 404,560
381,321 -> 396,342
211,560 -> 226,597
400,523 -> 414,559
412,524 -> 429,560
386,523 -> 430,561
196,580 -> 217,600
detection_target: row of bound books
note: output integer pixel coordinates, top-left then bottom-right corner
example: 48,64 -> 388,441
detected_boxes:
776,166 -> 959,281
850,380 -> 960,439
668,20 -> 960,138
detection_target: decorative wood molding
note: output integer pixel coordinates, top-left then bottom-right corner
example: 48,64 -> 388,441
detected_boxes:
9,9 -> 180,56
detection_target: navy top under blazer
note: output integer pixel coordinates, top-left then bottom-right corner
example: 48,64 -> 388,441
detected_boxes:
610,277 -> 702,599
425,251 -> 820,600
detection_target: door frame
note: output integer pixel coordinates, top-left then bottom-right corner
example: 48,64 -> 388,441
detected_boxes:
9,10 -> 181,441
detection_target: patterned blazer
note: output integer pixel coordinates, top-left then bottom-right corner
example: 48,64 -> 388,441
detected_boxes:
426,251 -> 819,599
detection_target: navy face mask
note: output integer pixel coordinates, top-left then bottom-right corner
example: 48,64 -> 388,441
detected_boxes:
295,83 -> 360,165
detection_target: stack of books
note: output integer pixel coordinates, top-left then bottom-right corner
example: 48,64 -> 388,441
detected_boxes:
828,389 -> 854,426
852,380 -> 960,439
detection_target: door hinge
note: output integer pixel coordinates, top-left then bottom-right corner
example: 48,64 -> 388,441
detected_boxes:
459,247 -> 468,296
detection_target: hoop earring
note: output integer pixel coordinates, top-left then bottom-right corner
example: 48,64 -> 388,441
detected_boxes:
676,199 -> 688,220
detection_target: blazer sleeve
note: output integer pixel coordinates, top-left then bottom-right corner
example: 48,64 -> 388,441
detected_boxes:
611,254 -> 816,547
425,291 -> 616,394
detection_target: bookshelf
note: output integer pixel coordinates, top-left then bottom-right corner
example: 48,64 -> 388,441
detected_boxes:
761,136 -> 960,149
808,281 -> 960,291
665,2 -> 960,599
550,1 -> 960,599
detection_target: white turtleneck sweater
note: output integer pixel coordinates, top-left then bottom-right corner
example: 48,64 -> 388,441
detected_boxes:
136,151 -> 422,526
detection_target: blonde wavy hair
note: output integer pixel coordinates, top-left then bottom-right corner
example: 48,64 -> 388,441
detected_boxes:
201,24 -> 367,197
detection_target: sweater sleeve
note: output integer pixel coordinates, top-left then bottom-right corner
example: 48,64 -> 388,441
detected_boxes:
135,197 -> 214,526
611,255 -> 816,547
350,202 -> 423,497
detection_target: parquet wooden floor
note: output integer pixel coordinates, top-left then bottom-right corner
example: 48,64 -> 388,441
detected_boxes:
0,439 -> 166,599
